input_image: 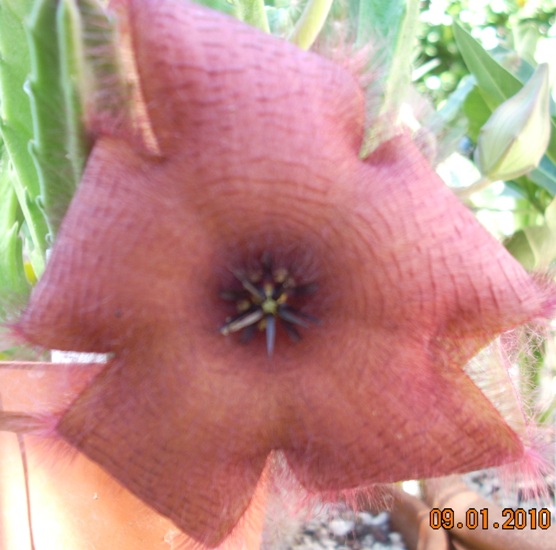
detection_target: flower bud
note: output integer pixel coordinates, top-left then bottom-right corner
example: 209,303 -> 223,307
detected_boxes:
474,63 -> 550,181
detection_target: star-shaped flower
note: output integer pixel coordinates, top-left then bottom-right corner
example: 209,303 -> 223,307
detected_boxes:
13,0 -> 554,546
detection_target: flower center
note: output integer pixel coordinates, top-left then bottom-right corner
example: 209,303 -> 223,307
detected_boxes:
219,253 -> 319,356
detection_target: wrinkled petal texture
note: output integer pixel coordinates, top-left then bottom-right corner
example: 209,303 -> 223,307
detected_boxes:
15,0 -> 553,546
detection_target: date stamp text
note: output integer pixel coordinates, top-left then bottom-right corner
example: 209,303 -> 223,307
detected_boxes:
429,507 -> 552,530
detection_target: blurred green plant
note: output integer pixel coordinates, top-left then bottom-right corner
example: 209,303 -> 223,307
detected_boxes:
0,0 -> 124,314
0,0 -> 101,309
0,0 -> 49,300
424,8 -> 556,423
416,0 -> 556,104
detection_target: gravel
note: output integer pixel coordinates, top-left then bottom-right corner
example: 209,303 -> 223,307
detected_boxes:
263,501 -> 406,550
288,507 -> 405,550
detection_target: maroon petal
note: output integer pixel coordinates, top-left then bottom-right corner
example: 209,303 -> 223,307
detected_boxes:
284,333 -> 523,490
56,347 -> 274,545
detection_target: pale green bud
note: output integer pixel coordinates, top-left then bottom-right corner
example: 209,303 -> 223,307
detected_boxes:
474,63 -> 551,181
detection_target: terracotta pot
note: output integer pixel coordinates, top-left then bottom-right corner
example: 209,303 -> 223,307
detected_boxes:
368,487 -> 450,550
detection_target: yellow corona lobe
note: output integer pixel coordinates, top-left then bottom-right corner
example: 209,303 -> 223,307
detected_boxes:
474,63 -> 551,181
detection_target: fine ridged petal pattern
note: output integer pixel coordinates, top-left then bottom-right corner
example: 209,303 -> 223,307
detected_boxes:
12,0 -> 554,546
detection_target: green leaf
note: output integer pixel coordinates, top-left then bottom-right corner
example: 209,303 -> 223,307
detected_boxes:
354,0 -> 420,154
355,0 -> 405,48
0,0 -> 38,197
57,0 -> 91,188
236,0 -> 269,32
453,22 -> 522,108
547,118 -> 556,167
506,197 -> 556,270
0,0 -> 48,276
193,0 -> 268,31
528,156 -> 556,196
462,84 -> 491,142
192,0 -> 239,17
512,22 -> 540,67
474,63 -> 551,182
26,0 -> 85,236
522,223 -> 556,270
25,0 -> 122,239
505,230 -> 536,270
0,144 -> 30,312
289,0 -> 333,50
75,0 -> 130,133
352,0 -> 419,99
453,22 -> 556,168
266,5 -> 296,36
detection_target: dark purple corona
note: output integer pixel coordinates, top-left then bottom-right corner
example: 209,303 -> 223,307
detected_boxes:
219,254 -> 319,356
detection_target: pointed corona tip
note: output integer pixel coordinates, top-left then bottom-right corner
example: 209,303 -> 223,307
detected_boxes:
265,315 -> 276,357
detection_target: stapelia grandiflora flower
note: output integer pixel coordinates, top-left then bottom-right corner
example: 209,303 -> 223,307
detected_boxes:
9,0 -> 554,546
